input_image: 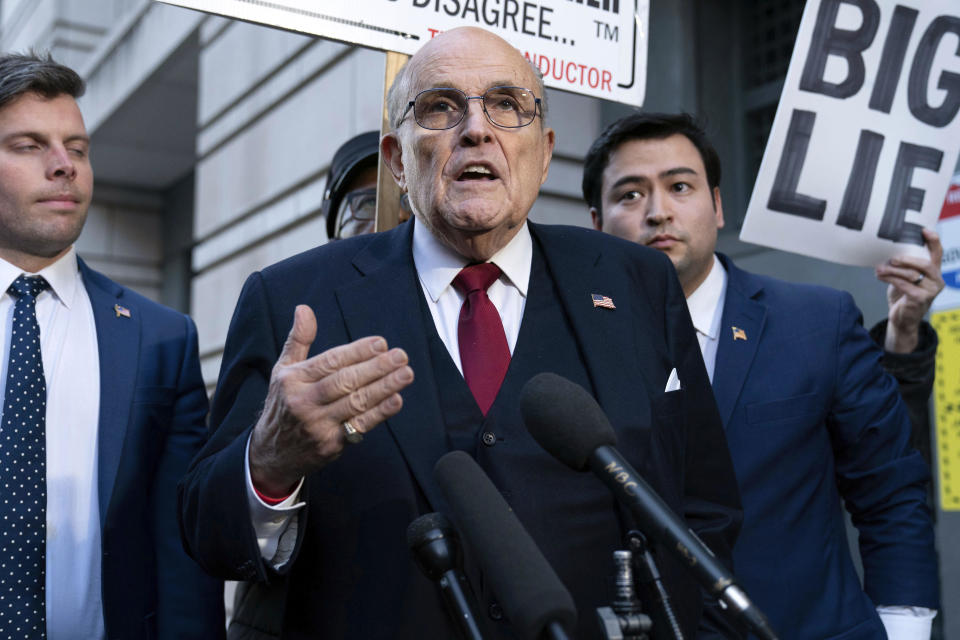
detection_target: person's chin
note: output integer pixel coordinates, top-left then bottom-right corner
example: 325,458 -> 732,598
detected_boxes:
36,218 -> 86,248
443,200 -> 510,231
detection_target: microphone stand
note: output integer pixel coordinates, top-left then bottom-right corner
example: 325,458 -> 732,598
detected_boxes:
626,531 -> 684,640
596,549 -> 653,640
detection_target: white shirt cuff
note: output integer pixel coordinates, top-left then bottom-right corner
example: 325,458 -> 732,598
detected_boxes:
877,606 -> 937,640
244,434 -> 306,568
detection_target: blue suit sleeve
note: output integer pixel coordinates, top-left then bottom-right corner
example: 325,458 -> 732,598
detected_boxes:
829,294 -> 938,609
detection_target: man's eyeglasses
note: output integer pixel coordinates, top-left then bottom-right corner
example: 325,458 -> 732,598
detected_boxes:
399,86 -> 542,130
334,187 -> 412,239
335,187 -> 376,239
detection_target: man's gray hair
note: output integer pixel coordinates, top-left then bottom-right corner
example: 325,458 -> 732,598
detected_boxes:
386,55 -> 549,130
0,51 -> 85,110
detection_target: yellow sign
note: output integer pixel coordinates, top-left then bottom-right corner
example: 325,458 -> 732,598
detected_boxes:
933,310 -> 960,510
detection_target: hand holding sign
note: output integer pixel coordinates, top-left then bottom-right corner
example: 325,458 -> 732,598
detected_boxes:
876,228 -> 945,352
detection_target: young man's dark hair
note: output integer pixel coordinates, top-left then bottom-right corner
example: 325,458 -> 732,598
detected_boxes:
582,112 -> 722,225
0,51 -> 85,109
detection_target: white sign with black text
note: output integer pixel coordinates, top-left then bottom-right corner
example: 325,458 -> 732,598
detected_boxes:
740,0 -> 960,267
156,0 -> 649,106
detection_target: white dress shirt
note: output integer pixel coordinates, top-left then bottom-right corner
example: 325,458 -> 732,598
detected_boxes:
411,216 -> 530,370
247,218 -> 532,566
0,249 -> 104,640
685,254 -> 934,639
684,254 -> 726,382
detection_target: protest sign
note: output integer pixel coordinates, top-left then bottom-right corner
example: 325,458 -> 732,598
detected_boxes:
740,0 -> 960,267
157,0 -> 650,106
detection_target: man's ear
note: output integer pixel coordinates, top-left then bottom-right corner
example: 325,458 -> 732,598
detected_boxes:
381,132 -> 406,190
590,207 -> 602,231
713,186 -> 725,230
538,127 -> 556,186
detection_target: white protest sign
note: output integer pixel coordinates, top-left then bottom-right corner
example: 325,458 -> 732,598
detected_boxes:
157,0 -> 649,106
740,0 -> 960,267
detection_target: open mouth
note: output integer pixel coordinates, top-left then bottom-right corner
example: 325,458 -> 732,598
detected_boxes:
457,164 -> 499,181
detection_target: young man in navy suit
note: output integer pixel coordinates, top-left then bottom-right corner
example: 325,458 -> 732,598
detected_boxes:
180,27 -> 743,639
584,112 -> 940,639
0,53 -> 224,639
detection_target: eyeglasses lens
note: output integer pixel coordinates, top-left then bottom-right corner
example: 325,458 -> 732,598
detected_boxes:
336,188 -> 377,239
413,87 -> 537,130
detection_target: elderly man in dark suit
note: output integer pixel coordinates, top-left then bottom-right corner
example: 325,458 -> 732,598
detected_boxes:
584,112 -> 940,639
180,27 -> 741,639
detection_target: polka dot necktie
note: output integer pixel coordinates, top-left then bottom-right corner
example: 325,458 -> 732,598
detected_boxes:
0,275 -> 49,638
452,264 -> 510,415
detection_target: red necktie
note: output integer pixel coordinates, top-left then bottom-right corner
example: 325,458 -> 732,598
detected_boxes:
453,263 -> 510,415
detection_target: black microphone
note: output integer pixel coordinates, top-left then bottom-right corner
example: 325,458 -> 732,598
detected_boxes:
520,372 -> 779,640
434,451 -> 576,640
407,512 -> 487,640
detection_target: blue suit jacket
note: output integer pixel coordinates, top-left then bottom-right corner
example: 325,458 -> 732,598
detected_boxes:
713,254 -> 937,639
179,222 -> 742,639
79,260 -> 224,640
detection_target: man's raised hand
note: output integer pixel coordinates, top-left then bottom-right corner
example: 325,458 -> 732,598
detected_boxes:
249,304 -> 414,497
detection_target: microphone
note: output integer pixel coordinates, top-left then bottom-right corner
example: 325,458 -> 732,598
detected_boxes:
407,512 -> 487,640
434,451 -> 576,640
520,372 -> 779,640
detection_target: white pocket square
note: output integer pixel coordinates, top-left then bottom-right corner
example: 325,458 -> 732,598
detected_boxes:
664,368 -> 681,392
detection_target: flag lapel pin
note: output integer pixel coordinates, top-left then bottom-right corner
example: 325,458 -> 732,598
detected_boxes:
114,304 -> 131,319
591,293 -> 616,309
731,326 -> 747,341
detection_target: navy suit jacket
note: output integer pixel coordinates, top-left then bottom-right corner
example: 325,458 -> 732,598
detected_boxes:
713,254 -> 937,639
79,260 -> 224,640
179,221 -> 742,639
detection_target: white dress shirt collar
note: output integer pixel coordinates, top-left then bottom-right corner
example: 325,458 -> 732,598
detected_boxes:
686,253 -> 726,340
412,216 -> 532,301
0,247 -> 80,310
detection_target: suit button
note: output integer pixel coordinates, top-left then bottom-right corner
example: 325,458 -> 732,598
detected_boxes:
481,431 -> 496,447
488,602 -> 503,620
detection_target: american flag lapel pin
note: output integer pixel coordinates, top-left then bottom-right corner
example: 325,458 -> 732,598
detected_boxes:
732,326 -> 747,341
591,293 -> 616,309
114,304 -> 131,319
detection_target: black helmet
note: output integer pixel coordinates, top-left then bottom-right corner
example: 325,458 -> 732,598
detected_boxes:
322,131 -> 381,239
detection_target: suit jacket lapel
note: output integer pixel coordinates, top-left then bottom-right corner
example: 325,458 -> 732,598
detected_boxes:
79,259 -> 140,528
530,224 -> 643,426
334,223 -> 449,511
713,254 -> 766,428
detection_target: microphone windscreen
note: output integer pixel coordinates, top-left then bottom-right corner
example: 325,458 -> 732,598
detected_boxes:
520,372 -> 618,471
406,512 -> 452,550
407,512 -> 460,581
434,451 -> 577,640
